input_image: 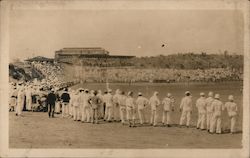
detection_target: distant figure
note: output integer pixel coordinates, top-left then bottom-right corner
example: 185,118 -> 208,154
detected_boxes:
82,89 -> 91,123
179,91 -> 193,127
46,88 -> 57,118
136,92 -> 149,125
149,91 -> 160,126
103,89 -> 113,122
68,89 -> 75,118
61,88 -> 71,118
126,91 -> 136,127
118,91 -> 127,125
209,94 -> 224,134
54,88 -> 61,114
225,95 -> 238,134
97,90 -> 104,119
72,89 -> 80,121
205,91 -> 214,131
112,89 -> 121,122
162,93 -> 174,127
196,92 -> 206,130
102,91 -> 108,119
89,90 -> 102,124
25,85 -> 33,111
9,86 -> 18,112
16,83 -> 25,116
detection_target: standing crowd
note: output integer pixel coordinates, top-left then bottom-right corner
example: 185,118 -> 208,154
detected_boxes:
10,82 -> 239,134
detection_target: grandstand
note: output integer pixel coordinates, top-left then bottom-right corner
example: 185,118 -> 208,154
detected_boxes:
55,47 -> 135,67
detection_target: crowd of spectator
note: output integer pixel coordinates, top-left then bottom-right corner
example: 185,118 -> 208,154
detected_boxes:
70,66 -> 242,83
30,61 -> 78,89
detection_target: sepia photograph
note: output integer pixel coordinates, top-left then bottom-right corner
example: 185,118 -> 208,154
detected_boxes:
0,0 -> 249,157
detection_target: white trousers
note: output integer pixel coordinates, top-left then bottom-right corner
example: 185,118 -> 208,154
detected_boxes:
73,106 -> 81,121
16,101 -> 24,115
206,112 -> 213,130
127,108 -> 136,120
69,104 -> 73,116
98,103 -> 104,118
138,108 -> 146,124
62,103 -> 69,118
120,107 -> 126,123
81,106 -> 91,122
26,98 -> 32,111
230,116 -> 237,133
104,106 -> 112,121
162,111 -> 171,125
197,112 -> 206,129
210,115 -> 222,133
55,102 -> 61,113
113,103 -> 120,121
150,110 -> 158,126
179,111 -> 191,126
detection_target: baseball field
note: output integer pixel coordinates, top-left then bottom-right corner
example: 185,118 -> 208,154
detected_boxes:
9,81 -> 243,148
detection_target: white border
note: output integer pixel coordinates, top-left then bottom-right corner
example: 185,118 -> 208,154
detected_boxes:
0,0 -> 249,157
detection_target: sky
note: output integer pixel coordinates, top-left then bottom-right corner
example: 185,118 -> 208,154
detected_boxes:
9,9 -> 244,60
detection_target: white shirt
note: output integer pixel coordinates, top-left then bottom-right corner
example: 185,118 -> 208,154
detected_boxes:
113,93 -> 120,104
180,96 -> 192,112
103,93 -> 113,107
149,95 -> 160,111
225,102 -> 237,117
196,97 -> 206,114
136,96 -> 148,110
162,97 -> 174,111
126,97 -> 135,109
83,93 -> 91,107
205,97 -> 214,113
211,99 -> 224,116
118,95 -> 127,108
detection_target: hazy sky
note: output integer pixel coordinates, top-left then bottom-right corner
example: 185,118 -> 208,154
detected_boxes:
9,9 -> 243,60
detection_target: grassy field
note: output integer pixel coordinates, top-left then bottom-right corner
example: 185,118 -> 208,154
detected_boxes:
9,82 -> 243,148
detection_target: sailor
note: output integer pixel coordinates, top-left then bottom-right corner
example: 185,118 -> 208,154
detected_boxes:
25,85 -> 33,111
126,91 -> 136,127
118,91 -> 127,125
102,91 -> 108,119
103,89 -> 113,122
54,87 -> 61,114
179,91 -> 193,128
136,92 -> 149,125
112,89 -> 121,122
16,82 -> 25,116
61,88 -> 71,118
9,84 -> 18,112
209,94 -> 224,134
97,90 -> 104,119
205,91 -> 214,131
82,89 -> 91,122
196,92 -> 206,130
162,93 -> 174,127
89,90 -> 102,124
46,88 -> 57,118
72,89 -> 80,121
149,91 -> 160,126
225,95 -> 238,134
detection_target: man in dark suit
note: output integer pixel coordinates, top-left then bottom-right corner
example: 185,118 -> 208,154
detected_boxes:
47,88 -> 57,118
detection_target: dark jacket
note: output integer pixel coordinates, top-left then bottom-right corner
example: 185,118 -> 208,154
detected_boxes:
61,92 -> 70,103
47,92 -> 57,105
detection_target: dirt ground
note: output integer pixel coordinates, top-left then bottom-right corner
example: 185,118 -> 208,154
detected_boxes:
9,111 -> 242,149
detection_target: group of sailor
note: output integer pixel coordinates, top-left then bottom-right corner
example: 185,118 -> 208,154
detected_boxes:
10,82 -> 239,134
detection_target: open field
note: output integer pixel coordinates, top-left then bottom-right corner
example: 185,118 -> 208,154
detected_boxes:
9,82 -> 243,148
